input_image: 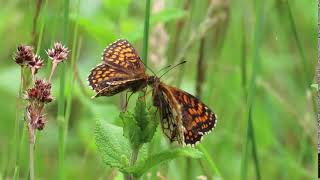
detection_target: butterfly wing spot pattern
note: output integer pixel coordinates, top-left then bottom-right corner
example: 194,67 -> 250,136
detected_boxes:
88,39 -> 148,97
102,39 -> 144,74
175,90 -> 217,146
154,83 -> 217,146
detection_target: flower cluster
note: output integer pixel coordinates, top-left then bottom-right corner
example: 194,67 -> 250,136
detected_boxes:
26,79 -> 53,104
14,45 -> 34,65
25,79 -> 52,133
47,42 -> 69,81
14,45 -> 44,79
13,42 -> 69,141
47,42 -> 69,63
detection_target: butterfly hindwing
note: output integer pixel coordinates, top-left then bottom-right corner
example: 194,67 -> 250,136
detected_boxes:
154,83 -> 217,146
169,86 -> 217,145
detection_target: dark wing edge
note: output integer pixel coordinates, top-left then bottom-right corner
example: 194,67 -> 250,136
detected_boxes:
171,87 -> 217,146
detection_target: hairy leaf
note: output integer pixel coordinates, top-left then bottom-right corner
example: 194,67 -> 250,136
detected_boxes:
121,111 -> 142,148
95,120 -> 131,169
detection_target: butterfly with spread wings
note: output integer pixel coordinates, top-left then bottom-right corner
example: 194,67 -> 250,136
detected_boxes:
88,39 -> 154,97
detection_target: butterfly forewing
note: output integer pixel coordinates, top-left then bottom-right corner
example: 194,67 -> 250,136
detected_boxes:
88,39 -> 149,97
102,39 -> 145,74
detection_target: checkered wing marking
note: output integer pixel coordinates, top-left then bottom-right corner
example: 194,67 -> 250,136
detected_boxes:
88,63 -> 145,97
169,87 -> 217,145
153,83 -> 186,144
155,89 -> 183,144
102,39 -> 145,74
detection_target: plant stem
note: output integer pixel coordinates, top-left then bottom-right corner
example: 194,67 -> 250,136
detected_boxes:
286,0 -> 309,87
58,0 -> 69,179
123,0 -> 151,179
198,144 -> 222,179
27,124 -> 36,180
29,142 -> 35,180
12,67 -> 24,179
141,0 -> 151,65
125,146 -> 140,180
241,0 -> 263,180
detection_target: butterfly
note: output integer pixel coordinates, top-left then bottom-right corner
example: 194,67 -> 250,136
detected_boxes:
88,39 -> 217,146
88,39 -> 154,97
151,78 -> 217,146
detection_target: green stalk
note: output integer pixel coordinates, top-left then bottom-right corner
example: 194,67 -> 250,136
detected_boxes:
286,0 -> 309,87
240,1 -> 263,180
12,67 -> 24,180
124,0 -> 151,179
65,0 -> 80,131
141,0 -> 151,65
198,144 -> 222,179
58,0 -> 69,179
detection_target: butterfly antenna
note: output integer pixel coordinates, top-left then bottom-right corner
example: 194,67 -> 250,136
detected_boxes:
156,64 -> 172,74
140,60 -> 157,76
159,61 -> 187,79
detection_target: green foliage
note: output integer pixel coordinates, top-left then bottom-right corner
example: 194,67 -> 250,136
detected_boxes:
125,147 -> 203,178
0,0 -> 317,179
311,83 -> 319,91
95,98 -> 202,178
95,120 -> 131,169
121,99 -> 158,149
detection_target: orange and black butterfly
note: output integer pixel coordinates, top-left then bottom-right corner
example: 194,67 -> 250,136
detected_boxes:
151,78 -> 217,146
88,39 -> 154,97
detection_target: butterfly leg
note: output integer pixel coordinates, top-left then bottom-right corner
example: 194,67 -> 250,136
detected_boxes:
138,88 -> 153,101
124,91 -> 134,111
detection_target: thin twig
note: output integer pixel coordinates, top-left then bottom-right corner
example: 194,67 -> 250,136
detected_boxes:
27,123 -> 36,180
31,0 -> 43,47
195,37 -> 206,98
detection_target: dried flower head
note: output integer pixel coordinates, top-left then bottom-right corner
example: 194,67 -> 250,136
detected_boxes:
35,114 -> 46,130
14,45 -> 35,66
28,55 -> 44,75
47,42 -> 69,63
26,106 -> 46,131
26,79 -> 53,103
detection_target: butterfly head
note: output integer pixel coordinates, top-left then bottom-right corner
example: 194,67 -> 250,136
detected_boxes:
147,75 -> 160,86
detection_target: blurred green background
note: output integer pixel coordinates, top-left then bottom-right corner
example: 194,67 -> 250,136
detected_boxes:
0,0 -> 317,179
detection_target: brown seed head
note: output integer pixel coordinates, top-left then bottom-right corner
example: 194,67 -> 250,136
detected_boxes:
47,42 -> 69,63
26,79 -> 53,103
28,55 -> 44,74
14,44 -> 35,66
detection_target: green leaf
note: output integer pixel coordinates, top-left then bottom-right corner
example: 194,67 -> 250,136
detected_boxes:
121,111 -> 142,148
95,120 -> 131,169
125,147 -> 203,177
311,83 -> 319,91
141,107 -> 159,143
134,99 -> 148,131
134,99 -> 159,144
